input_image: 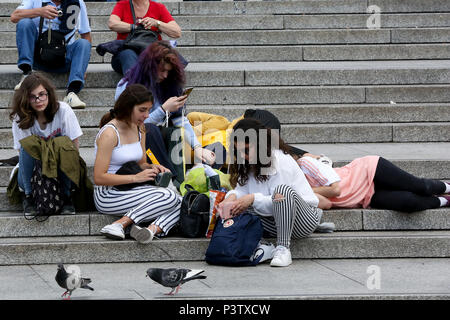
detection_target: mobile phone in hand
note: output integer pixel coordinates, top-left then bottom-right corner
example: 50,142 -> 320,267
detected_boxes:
181,87 -> 193,98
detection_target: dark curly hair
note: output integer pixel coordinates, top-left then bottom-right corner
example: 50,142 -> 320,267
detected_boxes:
229,118 -> 292,188
9,72 -> 59,130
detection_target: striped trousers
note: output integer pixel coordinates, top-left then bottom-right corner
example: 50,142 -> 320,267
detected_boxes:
94,185 -> 181,236
259,184 -> 321,248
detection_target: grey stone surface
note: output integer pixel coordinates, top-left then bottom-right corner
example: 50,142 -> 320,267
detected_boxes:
366,85 -> 450,103
392,28 -> 450,43
303,44 -> 450,61
369,0 -> 450,13
363,209 -> 450,231
1,231 -> 450,265
284,13 -> 450,29
194,29 -> 391,46
1,258 -> 450,300
321,209 -> 363,231
0,213 -> 90,238
393,123 -> 450,142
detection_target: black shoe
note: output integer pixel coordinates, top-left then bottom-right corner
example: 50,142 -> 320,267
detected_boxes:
60,197 -> 76,215
23,195 -> 38,218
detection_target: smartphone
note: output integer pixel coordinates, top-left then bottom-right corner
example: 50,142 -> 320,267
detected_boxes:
181,87 -> 193,98
153,172 -> 173,188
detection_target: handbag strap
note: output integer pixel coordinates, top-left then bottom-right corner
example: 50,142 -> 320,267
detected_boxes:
37,2 -> 75,44
129,0 -> 137,25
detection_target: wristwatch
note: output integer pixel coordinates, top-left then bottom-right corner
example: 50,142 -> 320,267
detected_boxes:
157,20 -> 161,28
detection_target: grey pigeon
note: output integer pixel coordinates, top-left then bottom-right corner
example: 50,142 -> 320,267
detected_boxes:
146,268 -> 206,295
55,264 -> 94,299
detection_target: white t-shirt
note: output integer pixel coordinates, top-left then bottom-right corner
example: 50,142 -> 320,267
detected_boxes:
226,149 -> 319,217
12,101 -> 83,150
297,156 -> 341,187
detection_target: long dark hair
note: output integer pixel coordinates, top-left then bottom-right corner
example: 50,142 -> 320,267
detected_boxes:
119,40 -> 185,104
9,72 -> 59,130
229,118 -> 292,188
99,83 -> 153,128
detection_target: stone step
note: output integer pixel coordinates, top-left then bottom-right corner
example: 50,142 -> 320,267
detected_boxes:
0,121 -> 449,147
1,208 -> 449,239
0,156 -> 448,189
2,84 -> 450,107
4,13 -> 450,33
3,60 -> 450,89
2,27 -> 450,47
0,230 -> 449,265
2,44 -> 450,65
3,103 -> 450,127
2,0 -> 450,17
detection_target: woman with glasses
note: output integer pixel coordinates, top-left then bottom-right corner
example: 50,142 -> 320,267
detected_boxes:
9,72 -> 83,216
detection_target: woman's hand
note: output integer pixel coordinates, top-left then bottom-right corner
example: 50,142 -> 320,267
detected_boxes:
134,168 -> 159,183
194,147 -> 216,165
229,194 -> 254,217
161,96 -> 187,113
151,164 -> 171,173
138,17 -> 159,29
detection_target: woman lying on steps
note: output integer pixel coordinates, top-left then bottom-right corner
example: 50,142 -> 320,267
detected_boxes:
94,84 -> 181,243
297,155 -> 450,212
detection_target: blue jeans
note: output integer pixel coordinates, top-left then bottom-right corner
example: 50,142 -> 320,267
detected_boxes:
18,147 -> 72,197
16,18 -> 91,90
111,48 -> 138,75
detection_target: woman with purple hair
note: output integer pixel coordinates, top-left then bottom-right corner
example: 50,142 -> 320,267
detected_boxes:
115,41 -> 215,183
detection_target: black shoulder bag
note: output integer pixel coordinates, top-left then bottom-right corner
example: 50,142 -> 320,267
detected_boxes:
34,3 -> 74,68
122,0 -> 159,54
179,184 -> 211,238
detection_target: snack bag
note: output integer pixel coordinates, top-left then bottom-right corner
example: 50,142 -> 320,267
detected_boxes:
206,189 -> 227,238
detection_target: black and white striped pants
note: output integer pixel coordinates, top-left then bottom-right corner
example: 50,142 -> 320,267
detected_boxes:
94,185 -> 181,236
259,184 -> 321,248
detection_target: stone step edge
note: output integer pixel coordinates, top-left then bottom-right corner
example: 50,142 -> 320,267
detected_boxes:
0,231 -> 449,265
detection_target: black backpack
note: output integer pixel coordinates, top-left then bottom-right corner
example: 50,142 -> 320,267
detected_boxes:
29,160 -> 64,221
179,184 -> 211,238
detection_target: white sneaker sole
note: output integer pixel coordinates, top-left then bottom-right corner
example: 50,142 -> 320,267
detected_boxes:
100,225 -> 125,240
130,225 -> 154,244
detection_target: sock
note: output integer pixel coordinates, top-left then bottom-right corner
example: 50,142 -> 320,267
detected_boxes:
444,183 -> 450,194
439,197 -> 449,207
18,63 -> 32,75
67,81 -> 82,95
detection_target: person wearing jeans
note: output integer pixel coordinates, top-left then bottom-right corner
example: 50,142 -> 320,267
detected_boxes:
17,146 -> 73,203
10,72 -> 83,216
10,0 -> 92,109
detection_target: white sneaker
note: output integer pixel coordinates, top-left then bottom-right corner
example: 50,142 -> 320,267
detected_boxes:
100,223 -> 125,240
270,245 -> 292,267
251,241 -> 275,264
130,224 -> 154,244
14,74 -> 28,91
63,92 -> 86,109
315,222 -> 336,233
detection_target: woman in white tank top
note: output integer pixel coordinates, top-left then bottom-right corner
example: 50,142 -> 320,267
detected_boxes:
94,84 -> 181,243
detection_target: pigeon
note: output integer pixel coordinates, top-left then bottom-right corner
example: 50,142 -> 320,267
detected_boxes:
55,264 -> 94,299
146,268 -> 207,295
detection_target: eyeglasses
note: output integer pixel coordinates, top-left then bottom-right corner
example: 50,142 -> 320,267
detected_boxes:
29,92 -> 48,103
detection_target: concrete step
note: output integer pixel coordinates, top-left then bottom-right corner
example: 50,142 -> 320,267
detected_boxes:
0,156 -> 448,190
0,121 -> 449,147
2,0 -> 450,18
2,44 -> 449,64
1,208 -> 449,239
4,13 -> 450,33
3,103 -> 450,128
4,60 -> 450,89
3,27 -> 450,48
0,230 -> 449,265
2,84 -> 450,107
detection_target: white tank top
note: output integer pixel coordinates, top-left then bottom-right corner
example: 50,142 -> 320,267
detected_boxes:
94,123 -> 143,174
